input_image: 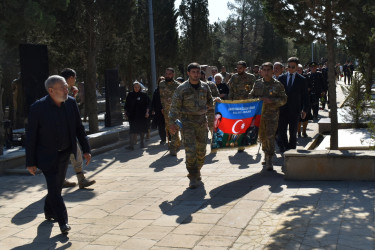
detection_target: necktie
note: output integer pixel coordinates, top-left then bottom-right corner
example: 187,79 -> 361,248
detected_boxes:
288,74 -> 293,89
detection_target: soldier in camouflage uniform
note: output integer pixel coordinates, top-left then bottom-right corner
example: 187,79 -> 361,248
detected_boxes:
228,61 -> 256,152
159,68 -> 181,156
200,71 -> 220,134
169,63 -> 214,189
249,62 -> 287,171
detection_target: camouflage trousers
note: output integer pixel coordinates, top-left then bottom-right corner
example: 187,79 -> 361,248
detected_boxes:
259,117 -> 278,156
164,110 -> 181,151
207,107 -> 215,133
181,114 -> 208,180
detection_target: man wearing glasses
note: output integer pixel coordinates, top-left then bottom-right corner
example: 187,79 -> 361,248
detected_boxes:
277,57 -> 309,153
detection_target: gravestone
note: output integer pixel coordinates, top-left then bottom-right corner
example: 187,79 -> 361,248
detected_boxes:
19,44 -> 49,125
104,69 -> 123,127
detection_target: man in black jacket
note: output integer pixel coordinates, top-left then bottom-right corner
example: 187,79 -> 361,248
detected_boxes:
26,75 -> 91,234
277,57 -> 309,153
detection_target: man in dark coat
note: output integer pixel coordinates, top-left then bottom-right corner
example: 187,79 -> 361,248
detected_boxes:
26,75 -> 91,234
277,57 -> 309,153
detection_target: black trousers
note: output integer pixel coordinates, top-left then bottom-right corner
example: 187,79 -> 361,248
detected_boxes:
158,116 -> 166,142
42,148 -> 71,227
277,111 -> 300,152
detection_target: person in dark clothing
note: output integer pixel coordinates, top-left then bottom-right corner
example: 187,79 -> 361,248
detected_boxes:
125,81 -> 150,150
26,75 -> 91,234
214,73 -> 229,100
151,77 -> 167,144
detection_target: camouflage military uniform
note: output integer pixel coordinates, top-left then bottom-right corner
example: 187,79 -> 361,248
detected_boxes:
205,81 -> 220,132
228,72 -> 256,100
249,78 -> 287,159
169,80 -> 213,181
159,79 -> 181,152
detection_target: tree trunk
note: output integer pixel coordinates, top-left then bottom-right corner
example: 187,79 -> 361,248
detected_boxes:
86,8 -> 99,134
325,4 -> 338,150
365,61 -> 373,95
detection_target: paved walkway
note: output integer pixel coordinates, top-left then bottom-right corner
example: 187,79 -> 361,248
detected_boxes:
1,80 -> 374,249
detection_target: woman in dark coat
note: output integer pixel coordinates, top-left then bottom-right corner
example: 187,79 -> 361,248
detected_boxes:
125,81 -> 150,150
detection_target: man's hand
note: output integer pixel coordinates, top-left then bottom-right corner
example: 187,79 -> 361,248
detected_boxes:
169,124 -> 178,135
301,111 -> 307,119
72,86 -> 79,97
260,97 -> 272,104
83,153 -> 91,166
27,166 -> 37,176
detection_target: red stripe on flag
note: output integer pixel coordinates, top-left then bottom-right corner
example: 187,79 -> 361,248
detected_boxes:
218,117 -> 253,134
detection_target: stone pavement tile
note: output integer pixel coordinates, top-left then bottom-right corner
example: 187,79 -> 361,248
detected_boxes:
155,233 -> 202,248
300,235 -> 338,249
217,202 -> 262,228
111,204 -> 147,216
80,208 -> 108,219
91,233 -> 129,246
91,215 -> 127,226
241,186 -> 273,201
81,244 -> 117,250
98,199 -> 133,213
0,206 -> 24,216
130,196 -> 165,206
118,237 -> 157,249
54,240 -> 89,249
78,224 -> 115,236
196,204 -> 233,214
134,225 -> 174,241
0,237 -> 32,249
111,219 -> 153,236
152,214 -> 189,227
207,225 -> 242,237
68,204 -> 98,218
190,212 -> 224,224
196,235 -> 237,248
173,223 -> 214,235
132,210 -> 163,220
151,247 -> 190,250
193,246 -> 228,250
0,226 -> 23,240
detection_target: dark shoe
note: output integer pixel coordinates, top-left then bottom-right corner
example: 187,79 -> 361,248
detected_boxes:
62,179 -> 76,188
160,140 -> 166,145
302,132 -> 308,138
60,224 -> 71,234
237,149 -> 244,153
77,173 -> 96,189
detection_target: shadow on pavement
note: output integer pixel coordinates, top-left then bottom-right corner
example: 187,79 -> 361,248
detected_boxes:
159,185 -> 207,224
159,171 -> 283,224
12,190 -> 96,226
11,220 -> 71,250
149,154 -> 184,172
228,150 -> 262,169
266,181 -> 375,249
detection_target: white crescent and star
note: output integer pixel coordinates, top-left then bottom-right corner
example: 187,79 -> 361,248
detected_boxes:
232,120 -> 245,134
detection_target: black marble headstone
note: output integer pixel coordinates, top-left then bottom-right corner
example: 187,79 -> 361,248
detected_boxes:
104,69 -> 123,127
19,44 -> 49,117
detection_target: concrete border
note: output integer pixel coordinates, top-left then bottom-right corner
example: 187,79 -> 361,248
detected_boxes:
284,149 -> 375,181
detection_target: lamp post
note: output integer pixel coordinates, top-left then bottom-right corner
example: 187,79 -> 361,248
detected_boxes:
148,0 -> 157,92
311,42 -> 314,61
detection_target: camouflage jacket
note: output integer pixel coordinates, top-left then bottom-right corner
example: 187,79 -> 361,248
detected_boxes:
206,81 -> 220,98
249,78 -> 287,120
169,80 -> 213,123
159,80 -> 180,111
228,72 -> 256,100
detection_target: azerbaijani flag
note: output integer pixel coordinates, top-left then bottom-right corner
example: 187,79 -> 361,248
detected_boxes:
211,99 -> 263,151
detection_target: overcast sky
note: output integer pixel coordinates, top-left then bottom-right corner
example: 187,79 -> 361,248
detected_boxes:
174,0 -> 234,24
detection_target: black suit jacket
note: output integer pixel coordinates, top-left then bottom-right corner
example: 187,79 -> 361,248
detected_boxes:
278,73 -> 309,115
26,95 -> 90,171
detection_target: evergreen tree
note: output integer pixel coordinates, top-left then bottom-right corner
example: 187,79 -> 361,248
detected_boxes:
261,0 -> 351,150
179,0 -> 211,66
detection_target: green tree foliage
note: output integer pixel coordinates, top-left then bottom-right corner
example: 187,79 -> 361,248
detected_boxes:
261,0 -> 352,150
341,0 -> 375,94
179,0 -> 211,66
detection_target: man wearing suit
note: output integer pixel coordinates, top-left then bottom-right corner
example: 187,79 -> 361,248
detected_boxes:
26,75 -> 91,234
277,57 -> 309,153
